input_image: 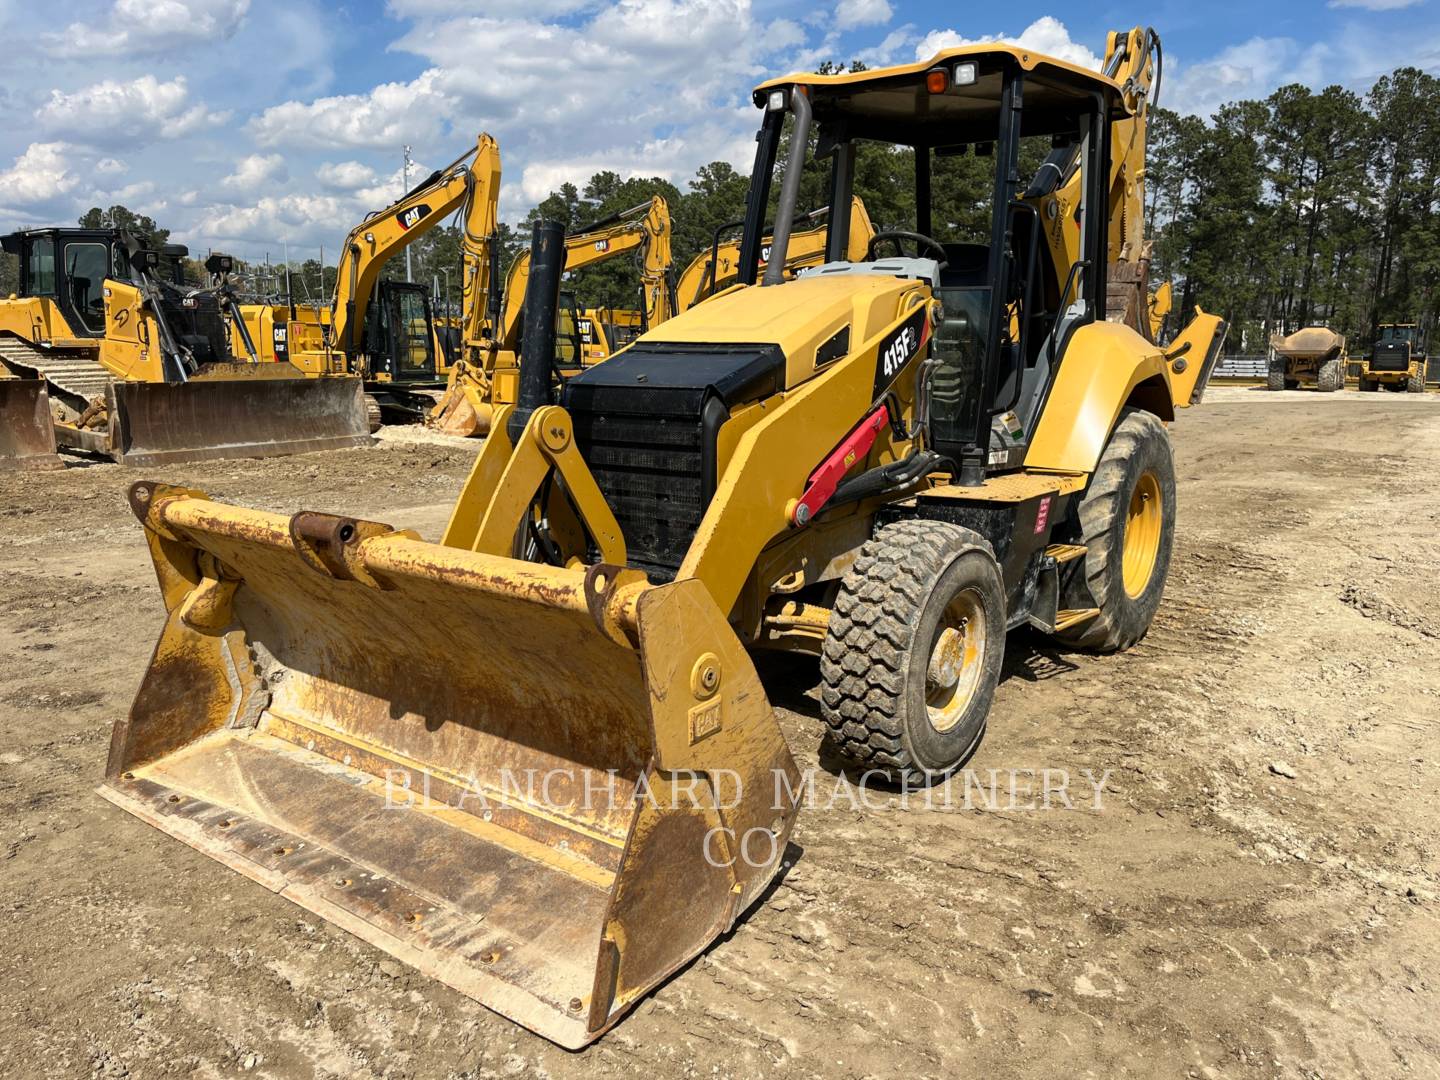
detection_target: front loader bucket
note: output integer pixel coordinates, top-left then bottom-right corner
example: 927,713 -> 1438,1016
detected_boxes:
107,375 -> 373,467
0,379 -> 63,471
100,484 -> 799,1048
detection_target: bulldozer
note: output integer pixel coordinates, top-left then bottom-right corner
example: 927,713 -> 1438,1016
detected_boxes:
0,230 -> 371,467
103,27 -> 1225,1047
1352,322 -> 1427,393
1268,326 -> 1347,391
427,196 -> 673,436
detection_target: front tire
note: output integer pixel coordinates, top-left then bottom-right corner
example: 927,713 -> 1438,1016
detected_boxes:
1408,368 -> 1425,394
1055,409 -> 1176,652
820,520 -> 1005,786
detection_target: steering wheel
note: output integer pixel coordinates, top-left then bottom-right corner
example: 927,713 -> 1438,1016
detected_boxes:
866,230 -> 948,266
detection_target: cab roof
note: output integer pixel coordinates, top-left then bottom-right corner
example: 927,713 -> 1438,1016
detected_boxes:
754,43 -> 1126,146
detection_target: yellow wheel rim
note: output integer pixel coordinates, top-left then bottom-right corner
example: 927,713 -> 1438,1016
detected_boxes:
1122,471 -> 1163,598
925,588 -> 987,734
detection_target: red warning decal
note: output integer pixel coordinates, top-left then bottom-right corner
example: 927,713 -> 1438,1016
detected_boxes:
1035,495 -> 1052,534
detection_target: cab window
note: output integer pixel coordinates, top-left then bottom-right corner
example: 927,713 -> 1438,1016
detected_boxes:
27,237 -> 56,296
64,242 -> 110,333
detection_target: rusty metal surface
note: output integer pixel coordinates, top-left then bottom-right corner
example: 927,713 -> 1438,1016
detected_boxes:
109,376 -> 373,468
106,489 -> 800,1048
0,379 -> 63,471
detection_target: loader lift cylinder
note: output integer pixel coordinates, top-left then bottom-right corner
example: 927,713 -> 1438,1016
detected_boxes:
508,219 -> 567,443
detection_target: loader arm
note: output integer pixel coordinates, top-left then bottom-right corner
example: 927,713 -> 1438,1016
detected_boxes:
331,133 -> 501,364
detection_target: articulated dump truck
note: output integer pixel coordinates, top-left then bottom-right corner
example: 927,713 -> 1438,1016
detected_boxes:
1268,326 -> 1347,392
101,28 -> 1226,1047
0,228 -> 371,467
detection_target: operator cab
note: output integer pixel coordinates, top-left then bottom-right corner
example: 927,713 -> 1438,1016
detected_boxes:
742,48 -> 1121,480
1,228 -> 134,337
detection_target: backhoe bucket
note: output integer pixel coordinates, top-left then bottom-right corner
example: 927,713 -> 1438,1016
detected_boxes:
0,379 -> 63,471
100,484 -> 799,1048
101,375 -> 373,467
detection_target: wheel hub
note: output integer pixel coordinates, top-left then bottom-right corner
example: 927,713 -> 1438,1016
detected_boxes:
925,588 -> 986,734
1122,470 -> 1163,598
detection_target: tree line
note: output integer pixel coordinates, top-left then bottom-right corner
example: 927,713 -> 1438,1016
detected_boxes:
3,63 -> 1435,353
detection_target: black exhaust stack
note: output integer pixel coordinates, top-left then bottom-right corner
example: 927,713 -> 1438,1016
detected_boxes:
508,219 -> 567,443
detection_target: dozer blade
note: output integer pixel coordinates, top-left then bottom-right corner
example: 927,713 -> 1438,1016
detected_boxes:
0,379 -> 63,471
104,375 -> 373,467
101,483 -> 799,1048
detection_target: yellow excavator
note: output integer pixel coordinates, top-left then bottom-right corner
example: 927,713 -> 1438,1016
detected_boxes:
428,196 -> 673,436
277,133 -> 503,425
104,27 -> 1224,1047
0,231 -> 371,467
675,198 -> 875,312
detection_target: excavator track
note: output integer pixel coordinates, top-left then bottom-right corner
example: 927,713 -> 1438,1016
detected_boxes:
0,336 -> 108,414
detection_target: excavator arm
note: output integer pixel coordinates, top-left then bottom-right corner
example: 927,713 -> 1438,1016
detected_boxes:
674,198 -> 874,313
330,134 -> 501,365
497,197 -> 672,351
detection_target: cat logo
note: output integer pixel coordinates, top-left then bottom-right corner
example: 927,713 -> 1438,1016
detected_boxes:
398,204 -> 432,231
578,319 -> 594,341
594,239 -> 610,252
760,244 -> 772,264
870,308 -> 928,399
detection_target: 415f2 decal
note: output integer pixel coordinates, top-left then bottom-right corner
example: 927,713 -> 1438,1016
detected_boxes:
871,307 -> 930,400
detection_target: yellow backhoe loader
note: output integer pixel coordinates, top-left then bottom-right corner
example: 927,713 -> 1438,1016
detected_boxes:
428,196 -> 673,436
0,230 -> 371,467
674,198 -> 876,312
1268,326 -> 1347,391
103,27 -> 1225,1047
276,133 -> 503,425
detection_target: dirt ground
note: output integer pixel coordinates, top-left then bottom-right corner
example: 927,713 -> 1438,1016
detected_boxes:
2,385 -> 1437,1080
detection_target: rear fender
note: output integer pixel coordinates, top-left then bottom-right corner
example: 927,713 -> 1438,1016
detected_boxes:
1025,320 -> 1170,475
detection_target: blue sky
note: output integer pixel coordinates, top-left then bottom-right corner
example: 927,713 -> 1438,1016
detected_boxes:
1,0 -> 1436,260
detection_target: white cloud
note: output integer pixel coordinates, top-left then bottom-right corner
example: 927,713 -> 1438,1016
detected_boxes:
915,16 -> 1102,70
0,143 -> 84,213
316,161 -> 379,190
1167,37 -> 1333,115
45,0 -> 250,57
35,76 -> 228,148
221,153 -> 288,193
188,192 -> 358,248
1329,0 -> 1422,8
248,70 -> 453,150
835,0 -> 892,31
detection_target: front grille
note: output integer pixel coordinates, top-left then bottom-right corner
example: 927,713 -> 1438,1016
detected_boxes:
1370,343 -> 1410,373
572,408 -> 706,581
161,296 -> 230,366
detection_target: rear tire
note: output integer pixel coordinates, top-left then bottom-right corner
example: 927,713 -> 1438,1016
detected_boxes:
1360,376 -> 1378,392
819,520 -> 1005,786
1318,358 -> 1343,392
1055,409 -> 1176,653
1266,361 -> 1285,391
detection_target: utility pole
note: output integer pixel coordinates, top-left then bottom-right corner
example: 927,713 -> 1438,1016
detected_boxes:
442,266 -> 451,316
403,145 -> 414,283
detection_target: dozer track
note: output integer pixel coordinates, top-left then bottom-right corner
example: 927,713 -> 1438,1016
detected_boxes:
0,336 -> 109,413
